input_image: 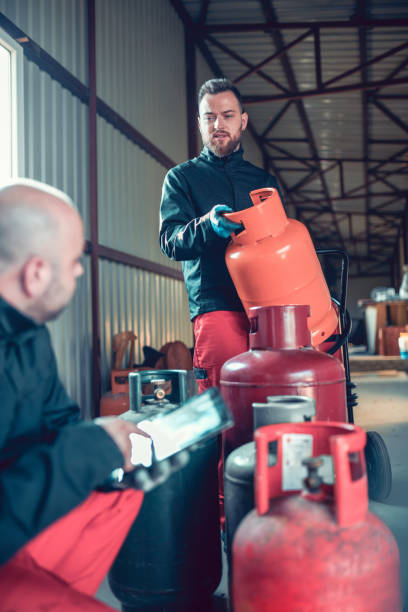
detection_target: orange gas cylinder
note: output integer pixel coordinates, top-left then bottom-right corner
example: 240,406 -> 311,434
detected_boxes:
100,331 -> 136,416
99,370 -> 132,416
224,188 -> 338,346
233,422 -> 402,612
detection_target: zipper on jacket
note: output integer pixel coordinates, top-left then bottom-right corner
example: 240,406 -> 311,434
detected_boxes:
223,158 -> 236,210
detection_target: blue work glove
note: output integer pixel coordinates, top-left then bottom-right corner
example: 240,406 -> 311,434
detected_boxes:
209,204 -> 242,238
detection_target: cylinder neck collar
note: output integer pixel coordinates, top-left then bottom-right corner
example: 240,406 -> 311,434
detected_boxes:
249,304 -> 312,350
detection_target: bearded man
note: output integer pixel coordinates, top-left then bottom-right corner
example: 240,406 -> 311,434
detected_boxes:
159,78 -> 284,393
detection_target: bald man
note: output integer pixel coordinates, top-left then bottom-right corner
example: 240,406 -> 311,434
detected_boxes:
0,180 -> 185,610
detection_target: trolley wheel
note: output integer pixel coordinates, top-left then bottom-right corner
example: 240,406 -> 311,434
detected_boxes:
364,431 -> 392,502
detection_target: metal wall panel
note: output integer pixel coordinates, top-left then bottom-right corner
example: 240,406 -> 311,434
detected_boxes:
0,0 -> 87,82
23,59 -> 91,234
99,258 -> 192,391
47,258 -> 93,418
22,58 -> 92,413
95,0 -> 188,165
97,115 -> 180,268
1,3 -> 194,411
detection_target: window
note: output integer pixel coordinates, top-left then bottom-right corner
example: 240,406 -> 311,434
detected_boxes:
0,30 -> 23,183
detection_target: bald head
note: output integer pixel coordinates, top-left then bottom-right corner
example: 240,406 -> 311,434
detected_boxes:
0,180 -> 78,274
0,179 -> 84,323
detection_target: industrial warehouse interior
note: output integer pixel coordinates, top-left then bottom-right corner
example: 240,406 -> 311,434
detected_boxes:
0,0 -> 407,611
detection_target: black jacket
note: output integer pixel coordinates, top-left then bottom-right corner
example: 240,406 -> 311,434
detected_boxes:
159,146 -> 283,320
0,298 -> 124,565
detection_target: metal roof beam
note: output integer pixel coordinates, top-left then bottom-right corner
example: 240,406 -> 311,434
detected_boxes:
356,0 -> 371,258
261,101 -> 293,137
243,77 -> 408,104
288,161 -> 338,194
266,142 -> 316,169
339,162 -> 345,198
292,191 -> 408,205
323,39 -> 408,89
298,206 -> 402,217
373,174 -> 406,195
369,139 -> 408,144
202,18 -> 408,33
375,94 -> 408,99
266,137 -> 308,142
313,26 -> 322,89
347,213 -> 358,259
345,161 -> 408,196
233,29 -> 311,84
198,0 -> 211,25
360,259 -> 394,275
270,156 -> 405,164
369,146 -> 408,173
205,34 -> 289,93
259,0 -> 346,250
369,56 -> 408,95
247,122 -> 291,195
248,123 -> 308,233
371,98 -> 408,135
169,0 -> 223,76
373,193 -> 406,211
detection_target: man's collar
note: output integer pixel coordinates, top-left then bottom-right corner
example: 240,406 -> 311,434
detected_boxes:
0,296 -> 39,337
199,145 -> 244,165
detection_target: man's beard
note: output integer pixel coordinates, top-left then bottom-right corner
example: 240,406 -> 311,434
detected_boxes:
207,131 -> 242,158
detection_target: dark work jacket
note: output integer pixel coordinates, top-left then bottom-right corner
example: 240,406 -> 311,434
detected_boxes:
0,298 -> 124,565
159,146 -> 283,320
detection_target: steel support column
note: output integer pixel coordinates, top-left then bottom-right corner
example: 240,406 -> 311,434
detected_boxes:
185,28 -> 197,159
87,0 -> 101,417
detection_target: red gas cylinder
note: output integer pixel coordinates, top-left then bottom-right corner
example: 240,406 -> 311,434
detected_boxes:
233,422 -> 402,612
220,304 -> 347,458
224,188 -> 338,346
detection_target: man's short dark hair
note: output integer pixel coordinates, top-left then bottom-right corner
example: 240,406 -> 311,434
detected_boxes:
198,78 -> 243,112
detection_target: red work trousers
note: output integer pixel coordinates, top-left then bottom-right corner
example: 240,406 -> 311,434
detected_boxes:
193,310 -> 250,528
193,310 -> 250,392
0,488 -> 143,611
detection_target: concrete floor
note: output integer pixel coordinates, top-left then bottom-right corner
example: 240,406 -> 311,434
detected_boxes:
96,371 -> 408,611
353,371 -> 408,610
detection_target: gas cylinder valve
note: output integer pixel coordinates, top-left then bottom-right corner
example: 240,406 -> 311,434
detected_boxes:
302,456 -> 324,493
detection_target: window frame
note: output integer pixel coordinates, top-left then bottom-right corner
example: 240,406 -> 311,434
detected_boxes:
0,27 -> 25,180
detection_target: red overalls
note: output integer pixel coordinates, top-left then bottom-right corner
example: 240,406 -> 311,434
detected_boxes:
193,310 -> 249,528
193,311 -> 249,392
0,489 -> 143,611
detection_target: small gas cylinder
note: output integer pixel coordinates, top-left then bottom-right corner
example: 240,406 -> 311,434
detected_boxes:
224,188 -> 337,346
220,304 -> 347,459
233,422 -> 402,612
99,370 -> 132,416
224,396 -> 316,567
108,370 -> 221,612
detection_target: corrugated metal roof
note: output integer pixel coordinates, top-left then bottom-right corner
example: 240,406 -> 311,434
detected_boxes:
181,0 -> 408,276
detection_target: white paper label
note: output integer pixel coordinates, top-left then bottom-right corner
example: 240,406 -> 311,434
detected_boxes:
318,454 -> 334,485
282,433 -> 313,491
